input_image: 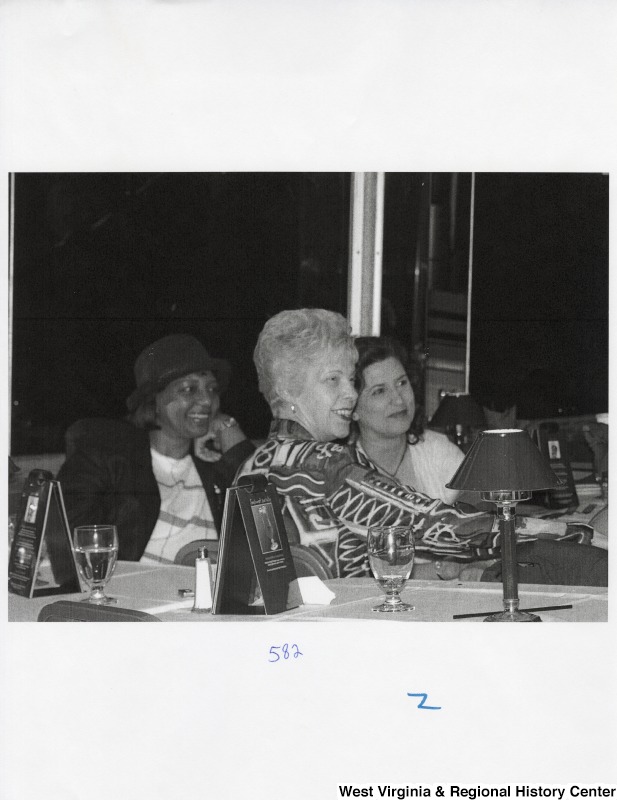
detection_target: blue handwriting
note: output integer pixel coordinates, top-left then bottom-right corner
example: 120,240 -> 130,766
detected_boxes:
268,643 -> 303,662
407,692 -> 441,710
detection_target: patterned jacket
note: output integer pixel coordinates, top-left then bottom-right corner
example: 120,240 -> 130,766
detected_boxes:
238,419 -> 497,577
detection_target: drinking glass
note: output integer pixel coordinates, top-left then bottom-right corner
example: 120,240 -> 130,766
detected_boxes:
73,525 -> 119,604
367,526 -> 415,612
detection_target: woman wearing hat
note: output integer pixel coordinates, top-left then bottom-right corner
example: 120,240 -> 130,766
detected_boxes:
48,334 -> 254,582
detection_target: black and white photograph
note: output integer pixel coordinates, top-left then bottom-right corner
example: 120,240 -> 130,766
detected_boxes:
7,170 -> 610,612
1,3 -> 615,800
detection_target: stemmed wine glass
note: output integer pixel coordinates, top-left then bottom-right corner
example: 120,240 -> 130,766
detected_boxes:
367,525 -> 415,613
73,525 -> 119,604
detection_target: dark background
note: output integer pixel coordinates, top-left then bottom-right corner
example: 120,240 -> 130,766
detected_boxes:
10,172 -> 608,454
470,173 -> 608,419
11,173 -> 351,451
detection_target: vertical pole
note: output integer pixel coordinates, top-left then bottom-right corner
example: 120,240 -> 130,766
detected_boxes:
372,172 -> 385,335
465,172 -> 476,394
500,504 -> 520,612
348,172 -> 385,336
8,173 -> 15,454
348,173 -> 364,334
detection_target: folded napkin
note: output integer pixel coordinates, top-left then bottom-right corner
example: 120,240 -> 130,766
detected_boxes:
246,576 -> 335,607
294,576 -> 336,605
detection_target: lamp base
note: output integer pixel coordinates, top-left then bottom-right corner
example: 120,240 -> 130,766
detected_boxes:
484,610 -> 542,622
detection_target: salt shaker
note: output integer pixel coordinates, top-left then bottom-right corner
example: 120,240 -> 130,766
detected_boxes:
192,545 -> 212,613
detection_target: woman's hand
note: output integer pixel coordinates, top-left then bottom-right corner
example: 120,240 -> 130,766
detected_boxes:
194,413 -> 247,461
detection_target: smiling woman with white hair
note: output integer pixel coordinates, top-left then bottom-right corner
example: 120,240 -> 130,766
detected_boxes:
253,308 -> 358,440
239,308 -> 496,579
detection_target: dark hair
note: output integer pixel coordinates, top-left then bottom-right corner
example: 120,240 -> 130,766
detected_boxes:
353,336 -> 425,442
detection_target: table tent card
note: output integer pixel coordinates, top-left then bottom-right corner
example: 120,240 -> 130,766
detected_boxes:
8,469 -> 81,598
533,423 -> 579,509
213,474 -> 301,615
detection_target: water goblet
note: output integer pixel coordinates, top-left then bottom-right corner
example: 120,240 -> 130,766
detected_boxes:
367,525 -> 415,612
73,525 -> 119,604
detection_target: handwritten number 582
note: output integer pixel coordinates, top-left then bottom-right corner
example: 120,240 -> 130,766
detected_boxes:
269,644 -> 303,662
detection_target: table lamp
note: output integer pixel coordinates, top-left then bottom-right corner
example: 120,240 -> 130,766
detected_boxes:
430,392 -> 487,450
446,428 -> 562,622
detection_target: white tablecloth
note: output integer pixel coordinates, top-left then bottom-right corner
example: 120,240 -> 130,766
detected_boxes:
8,561 -> 608,623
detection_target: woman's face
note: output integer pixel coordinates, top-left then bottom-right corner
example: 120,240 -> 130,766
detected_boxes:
355,356 -> 415,439
155,371 -> 221,443
290,346 -> 358,441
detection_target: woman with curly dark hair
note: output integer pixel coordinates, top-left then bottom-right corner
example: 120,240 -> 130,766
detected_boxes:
349,335 -> 608,585
352,336 -> 466,505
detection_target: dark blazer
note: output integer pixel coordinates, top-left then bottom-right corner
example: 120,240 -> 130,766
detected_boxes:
48,418 -> 254,584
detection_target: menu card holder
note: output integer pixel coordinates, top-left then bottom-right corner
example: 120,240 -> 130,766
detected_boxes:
533,423 -> 579,509
8,469 -> 81,598
212,474 -> 301,615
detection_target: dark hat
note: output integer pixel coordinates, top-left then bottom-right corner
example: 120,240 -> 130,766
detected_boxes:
126,334 -> 230,412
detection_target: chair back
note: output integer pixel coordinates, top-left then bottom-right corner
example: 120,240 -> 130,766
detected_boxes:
174,539 -> 220,566
288,544 -> 333,580
37,601 -> 161,622
64,418 -> 134,459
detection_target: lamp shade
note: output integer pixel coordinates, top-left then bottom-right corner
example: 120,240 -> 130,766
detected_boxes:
430,393 -> 487,429
446,428 -> 562,492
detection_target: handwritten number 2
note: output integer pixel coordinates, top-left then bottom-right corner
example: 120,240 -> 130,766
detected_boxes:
407,692 -> 441,710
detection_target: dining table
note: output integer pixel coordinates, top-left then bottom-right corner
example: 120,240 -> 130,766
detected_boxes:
8,560 -> 608,623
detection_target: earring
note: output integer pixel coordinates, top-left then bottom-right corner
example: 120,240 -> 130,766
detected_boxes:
290,404 -> 296,413
352,411 -> 359,421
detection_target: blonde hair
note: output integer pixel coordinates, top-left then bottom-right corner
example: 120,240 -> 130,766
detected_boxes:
254,308 -> 355,411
